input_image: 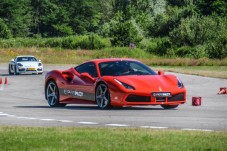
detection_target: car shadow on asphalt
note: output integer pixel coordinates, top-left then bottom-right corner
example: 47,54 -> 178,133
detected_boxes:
0,74 -> 42,76
14,105 -> 172,111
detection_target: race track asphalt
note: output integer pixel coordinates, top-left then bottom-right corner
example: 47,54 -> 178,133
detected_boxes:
0,64 -> 227,131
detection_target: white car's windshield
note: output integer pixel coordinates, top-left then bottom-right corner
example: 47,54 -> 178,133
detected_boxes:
16,57 -> 37,62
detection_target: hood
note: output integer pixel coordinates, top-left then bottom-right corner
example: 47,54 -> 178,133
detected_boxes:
18,61 -> 41,67
115,75 -> 179,92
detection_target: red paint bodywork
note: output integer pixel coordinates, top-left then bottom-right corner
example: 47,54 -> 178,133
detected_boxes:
45,58 -> 186,107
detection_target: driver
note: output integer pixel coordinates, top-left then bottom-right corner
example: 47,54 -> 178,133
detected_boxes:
119,64 -> 130,75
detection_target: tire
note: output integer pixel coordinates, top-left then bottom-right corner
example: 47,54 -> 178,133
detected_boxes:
161,105 -> 179,109
8,65 -> 13,75
95,83 -> 111,109
14,65 -> 19,75
45,80 -> 66,107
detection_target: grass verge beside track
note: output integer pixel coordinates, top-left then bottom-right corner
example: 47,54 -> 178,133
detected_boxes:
0,127 -> 227,151
0,48 -> 227,79
152,66 -> 227,79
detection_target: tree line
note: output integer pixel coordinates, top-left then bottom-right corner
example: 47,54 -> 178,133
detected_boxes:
0,0 -> 226,59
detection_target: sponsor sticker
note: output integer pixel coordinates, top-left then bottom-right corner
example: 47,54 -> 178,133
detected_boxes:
152,92 -> 171,97
63,89 -> 83,97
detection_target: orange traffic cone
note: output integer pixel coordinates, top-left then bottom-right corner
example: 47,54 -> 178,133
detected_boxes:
217,87 -> 227,94
4,77 -> 8,84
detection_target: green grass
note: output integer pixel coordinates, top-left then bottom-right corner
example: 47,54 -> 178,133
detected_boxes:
0,127 -> 227,151
152,66 -> 227,79
0,47 -> 227,79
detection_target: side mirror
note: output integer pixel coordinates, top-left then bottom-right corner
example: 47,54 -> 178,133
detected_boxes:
158,70 -> 164,75
11,59 -> 14,62
80,72 -> 95,81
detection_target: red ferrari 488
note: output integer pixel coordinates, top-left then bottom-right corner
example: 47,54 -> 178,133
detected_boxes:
45,58 -> 186,109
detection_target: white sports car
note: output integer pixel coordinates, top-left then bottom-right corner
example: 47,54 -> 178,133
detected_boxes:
9,56 -> 43,75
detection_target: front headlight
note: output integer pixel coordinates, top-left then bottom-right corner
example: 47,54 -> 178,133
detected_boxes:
177,77 -> 184,88
17,63 -> 23,67
114,79 -> 135,90
38,63 -> 42,66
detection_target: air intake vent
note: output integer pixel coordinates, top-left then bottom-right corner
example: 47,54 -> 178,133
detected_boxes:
126,95 -> 151,102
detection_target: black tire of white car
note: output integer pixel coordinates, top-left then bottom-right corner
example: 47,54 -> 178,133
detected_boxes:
8,65 -> 13,75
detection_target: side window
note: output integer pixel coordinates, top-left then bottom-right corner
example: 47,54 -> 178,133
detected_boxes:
130,62 -> 144,71
30,57 -> 37,61
75,62 -> 97,77
130,62 -> 151,74
16,57 -> 22,62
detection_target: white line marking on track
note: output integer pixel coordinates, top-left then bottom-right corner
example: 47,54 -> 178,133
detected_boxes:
181,128 -> 213,132
105,124 -> 129,127
140,126 -> 168,129
0,111 -> 217,131
26,117 -> 38,120
16,116 -> 32,119
0,113 -> 9,116
78,122 -> 98,125
40,119 -> 56,121
58,120 -> 74,123
7,115 -> 16,117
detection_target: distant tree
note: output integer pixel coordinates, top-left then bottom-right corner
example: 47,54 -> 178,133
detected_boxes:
167,0 -> 192,7
0,0 -> 32,37
31,0 -> 102,37
100,0 -> 156,46
66,0 -> 101,34
212,0 -> 227,17
195,0 -> 227,17
0,19 -> 12,39
170,15 -> 227,59
109,12 -> 143,46
31,0 -> 73,37
148,4 -> 196,37
97,0 -> 115,23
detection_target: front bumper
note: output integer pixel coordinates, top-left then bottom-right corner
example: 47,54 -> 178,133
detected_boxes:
110,90 -> 186,106
18,67 -> 43,74
125,93 -> 185,105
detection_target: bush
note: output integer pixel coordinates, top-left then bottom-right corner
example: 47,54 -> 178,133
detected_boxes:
175,45 -> 207,59
0,19 -> 12,39
170,15 -> 210,46
206,37 -> 227,59
94,47 -> 150,59
139,39 -> 158,54
0,35 -> 111,50
148,5 -> 194,37
44,38 -> 63,48
99,12 -> 144,47
170,15 -> 227,59
139,37 -> 171,56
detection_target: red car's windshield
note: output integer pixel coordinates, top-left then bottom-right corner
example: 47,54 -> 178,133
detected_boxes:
99,61 -> 157,76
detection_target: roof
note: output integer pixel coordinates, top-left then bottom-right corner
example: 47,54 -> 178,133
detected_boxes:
16,55 -> 35,58
89,58 -> 139,64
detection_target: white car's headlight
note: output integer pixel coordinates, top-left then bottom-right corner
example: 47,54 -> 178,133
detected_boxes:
38,63 -> 42,66
17,63 -> 23,67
